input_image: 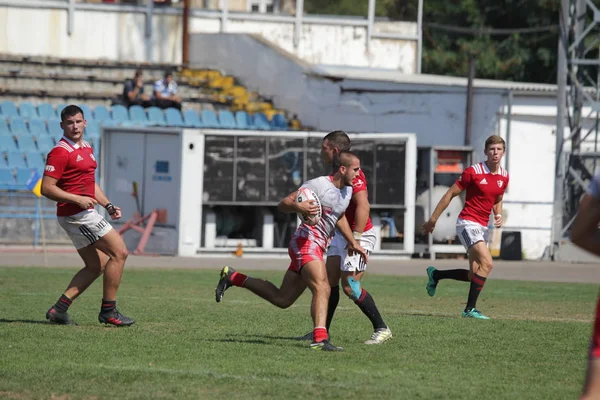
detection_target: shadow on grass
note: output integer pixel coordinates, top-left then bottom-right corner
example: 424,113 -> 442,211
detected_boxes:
0,318 -> 54,325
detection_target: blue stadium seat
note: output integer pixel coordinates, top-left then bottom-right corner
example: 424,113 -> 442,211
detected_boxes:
48,119 -> 63,137
9,117 -> 29,135
0,118 -> 11,136
272,114 -> 288,130
146,107 -> 166,126
29,118 -> 47,136
100,119 -> 117,128
253,113 -> 271,130
0,101 -> 18,118
165,108 -> 185,127
218,110 -> 237,129
201,110 -> 220,128
56,103 -> 67,116
183,109 -> 202,128
17,136 -> 37,152
85,120 -> 100,136
129,105 -> 148,125
93,105 -> 111,122
38,103 -> 57,120
0,136 -> 17,152
26,151 -> 45,171
36,136 -> 55,153
19,102 -> 38,119
0,167 -> 14,185
7,151 -> 26,168
111,105 -> 129,122
235,111 -> 250,130
79,104 -> 93,120
15,168 -> 35,186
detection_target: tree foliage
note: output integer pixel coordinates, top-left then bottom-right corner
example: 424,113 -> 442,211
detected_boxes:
303,0 -> 561,83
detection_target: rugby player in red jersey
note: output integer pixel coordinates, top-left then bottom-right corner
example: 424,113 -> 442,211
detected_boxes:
42,105 -> 134,326
423,135 -> 509,319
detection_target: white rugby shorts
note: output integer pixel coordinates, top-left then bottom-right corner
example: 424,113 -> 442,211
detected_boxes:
327,227 -> 376,272
57,209 -> 113,250
456,218 -> 488,251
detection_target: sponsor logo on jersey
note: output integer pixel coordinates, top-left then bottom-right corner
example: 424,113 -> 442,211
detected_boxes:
45,165 -> 55,172
76,155 -> 84,162
480,178 -> 488,185
497,180 -> 503,188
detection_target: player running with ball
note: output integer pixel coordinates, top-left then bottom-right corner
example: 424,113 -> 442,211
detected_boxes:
215,151 -> 367,351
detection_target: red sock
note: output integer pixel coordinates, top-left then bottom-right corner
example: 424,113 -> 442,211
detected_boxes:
230,271 -> 248,287
313,327 -> 328,343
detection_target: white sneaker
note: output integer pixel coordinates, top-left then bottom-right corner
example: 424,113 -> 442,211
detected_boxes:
364,327 -> 393,345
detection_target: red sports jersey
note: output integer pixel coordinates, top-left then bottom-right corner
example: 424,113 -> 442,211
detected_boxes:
455,162 -> 509,227
345,169 -> 374,232
43,137 -> 97,217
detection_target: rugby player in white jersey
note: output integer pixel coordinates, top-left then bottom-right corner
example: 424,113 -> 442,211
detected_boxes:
215,151 -> 367,351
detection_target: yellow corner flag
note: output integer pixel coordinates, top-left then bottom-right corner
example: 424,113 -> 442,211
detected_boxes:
26,170 -> 42,197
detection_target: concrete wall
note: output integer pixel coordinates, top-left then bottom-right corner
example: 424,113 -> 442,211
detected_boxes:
0,5 -> 416,71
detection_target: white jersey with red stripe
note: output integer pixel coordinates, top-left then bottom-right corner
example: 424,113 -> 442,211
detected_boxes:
293,176 -> 352,251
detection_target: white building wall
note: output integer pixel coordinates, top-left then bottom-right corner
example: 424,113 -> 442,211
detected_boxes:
0,5 -> 416,71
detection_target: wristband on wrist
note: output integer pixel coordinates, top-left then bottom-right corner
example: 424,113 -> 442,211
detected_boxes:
105,202 -> 116,215
353,231 -> 362,240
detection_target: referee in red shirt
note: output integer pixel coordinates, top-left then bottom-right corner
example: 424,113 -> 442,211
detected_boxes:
42,105 -> 134,326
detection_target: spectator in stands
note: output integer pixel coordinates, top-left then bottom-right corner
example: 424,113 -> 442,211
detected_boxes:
153,71 -> 182,110
122,69 -> 153,108
289,114 -> 301,130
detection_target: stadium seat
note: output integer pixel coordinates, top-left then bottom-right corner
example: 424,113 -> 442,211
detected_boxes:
201,110 -> 220,128
29,118 -> 47,136
93,105 -> 111,122
19,102 -> 38,119
15,168 -> 35,186
272,114 -> 288,130
0,101 -> 18,118
165,108 -> 185,127
100,119 -> 117,128
85,120 -> 100,136
129,105 -> 148,125
0,167 -> 14,185
17,136 -> 37,152
79,104 -> 93,120
183,109 -> 202,128
218,110 -> 237,129
38,103 -> 57,120
253,113 -> 271,130
36,136 -> 55,153
0,118 -> 11,136
7,151 -> 26,168
111,105 -> 129,122
235,111 -> 250,130
56,103 -> 67,116
9,117 -> 29,135
47,120 -> 63,137
146,107 -> 166,126
0,136 -> 17,152
26,151 -> 45,171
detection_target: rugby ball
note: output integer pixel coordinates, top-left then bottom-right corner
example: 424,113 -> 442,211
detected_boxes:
296,187 -> 322,226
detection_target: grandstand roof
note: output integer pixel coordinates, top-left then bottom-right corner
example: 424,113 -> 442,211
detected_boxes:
310,64 -> 567,95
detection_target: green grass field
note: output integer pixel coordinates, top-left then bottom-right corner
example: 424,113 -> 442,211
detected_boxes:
0,266 -> 596,399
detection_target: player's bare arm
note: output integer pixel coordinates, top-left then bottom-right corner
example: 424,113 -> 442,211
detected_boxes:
41,175 -> 97,210
336,213 -> 368,262
493,194 -> 504,228
423,183 -> 464,233
570,194 -> 600,256
352,190 -> 370,239
94,183 -> 122,220
278,190 -> 319,215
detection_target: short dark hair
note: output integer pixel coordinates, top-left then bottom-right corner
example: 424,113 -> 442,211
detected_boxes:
323,130 -> 351,151
134,69 -> 143,78
333,150 -> 359,171
164,70 -> 173,79
60,105 -> 84,122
